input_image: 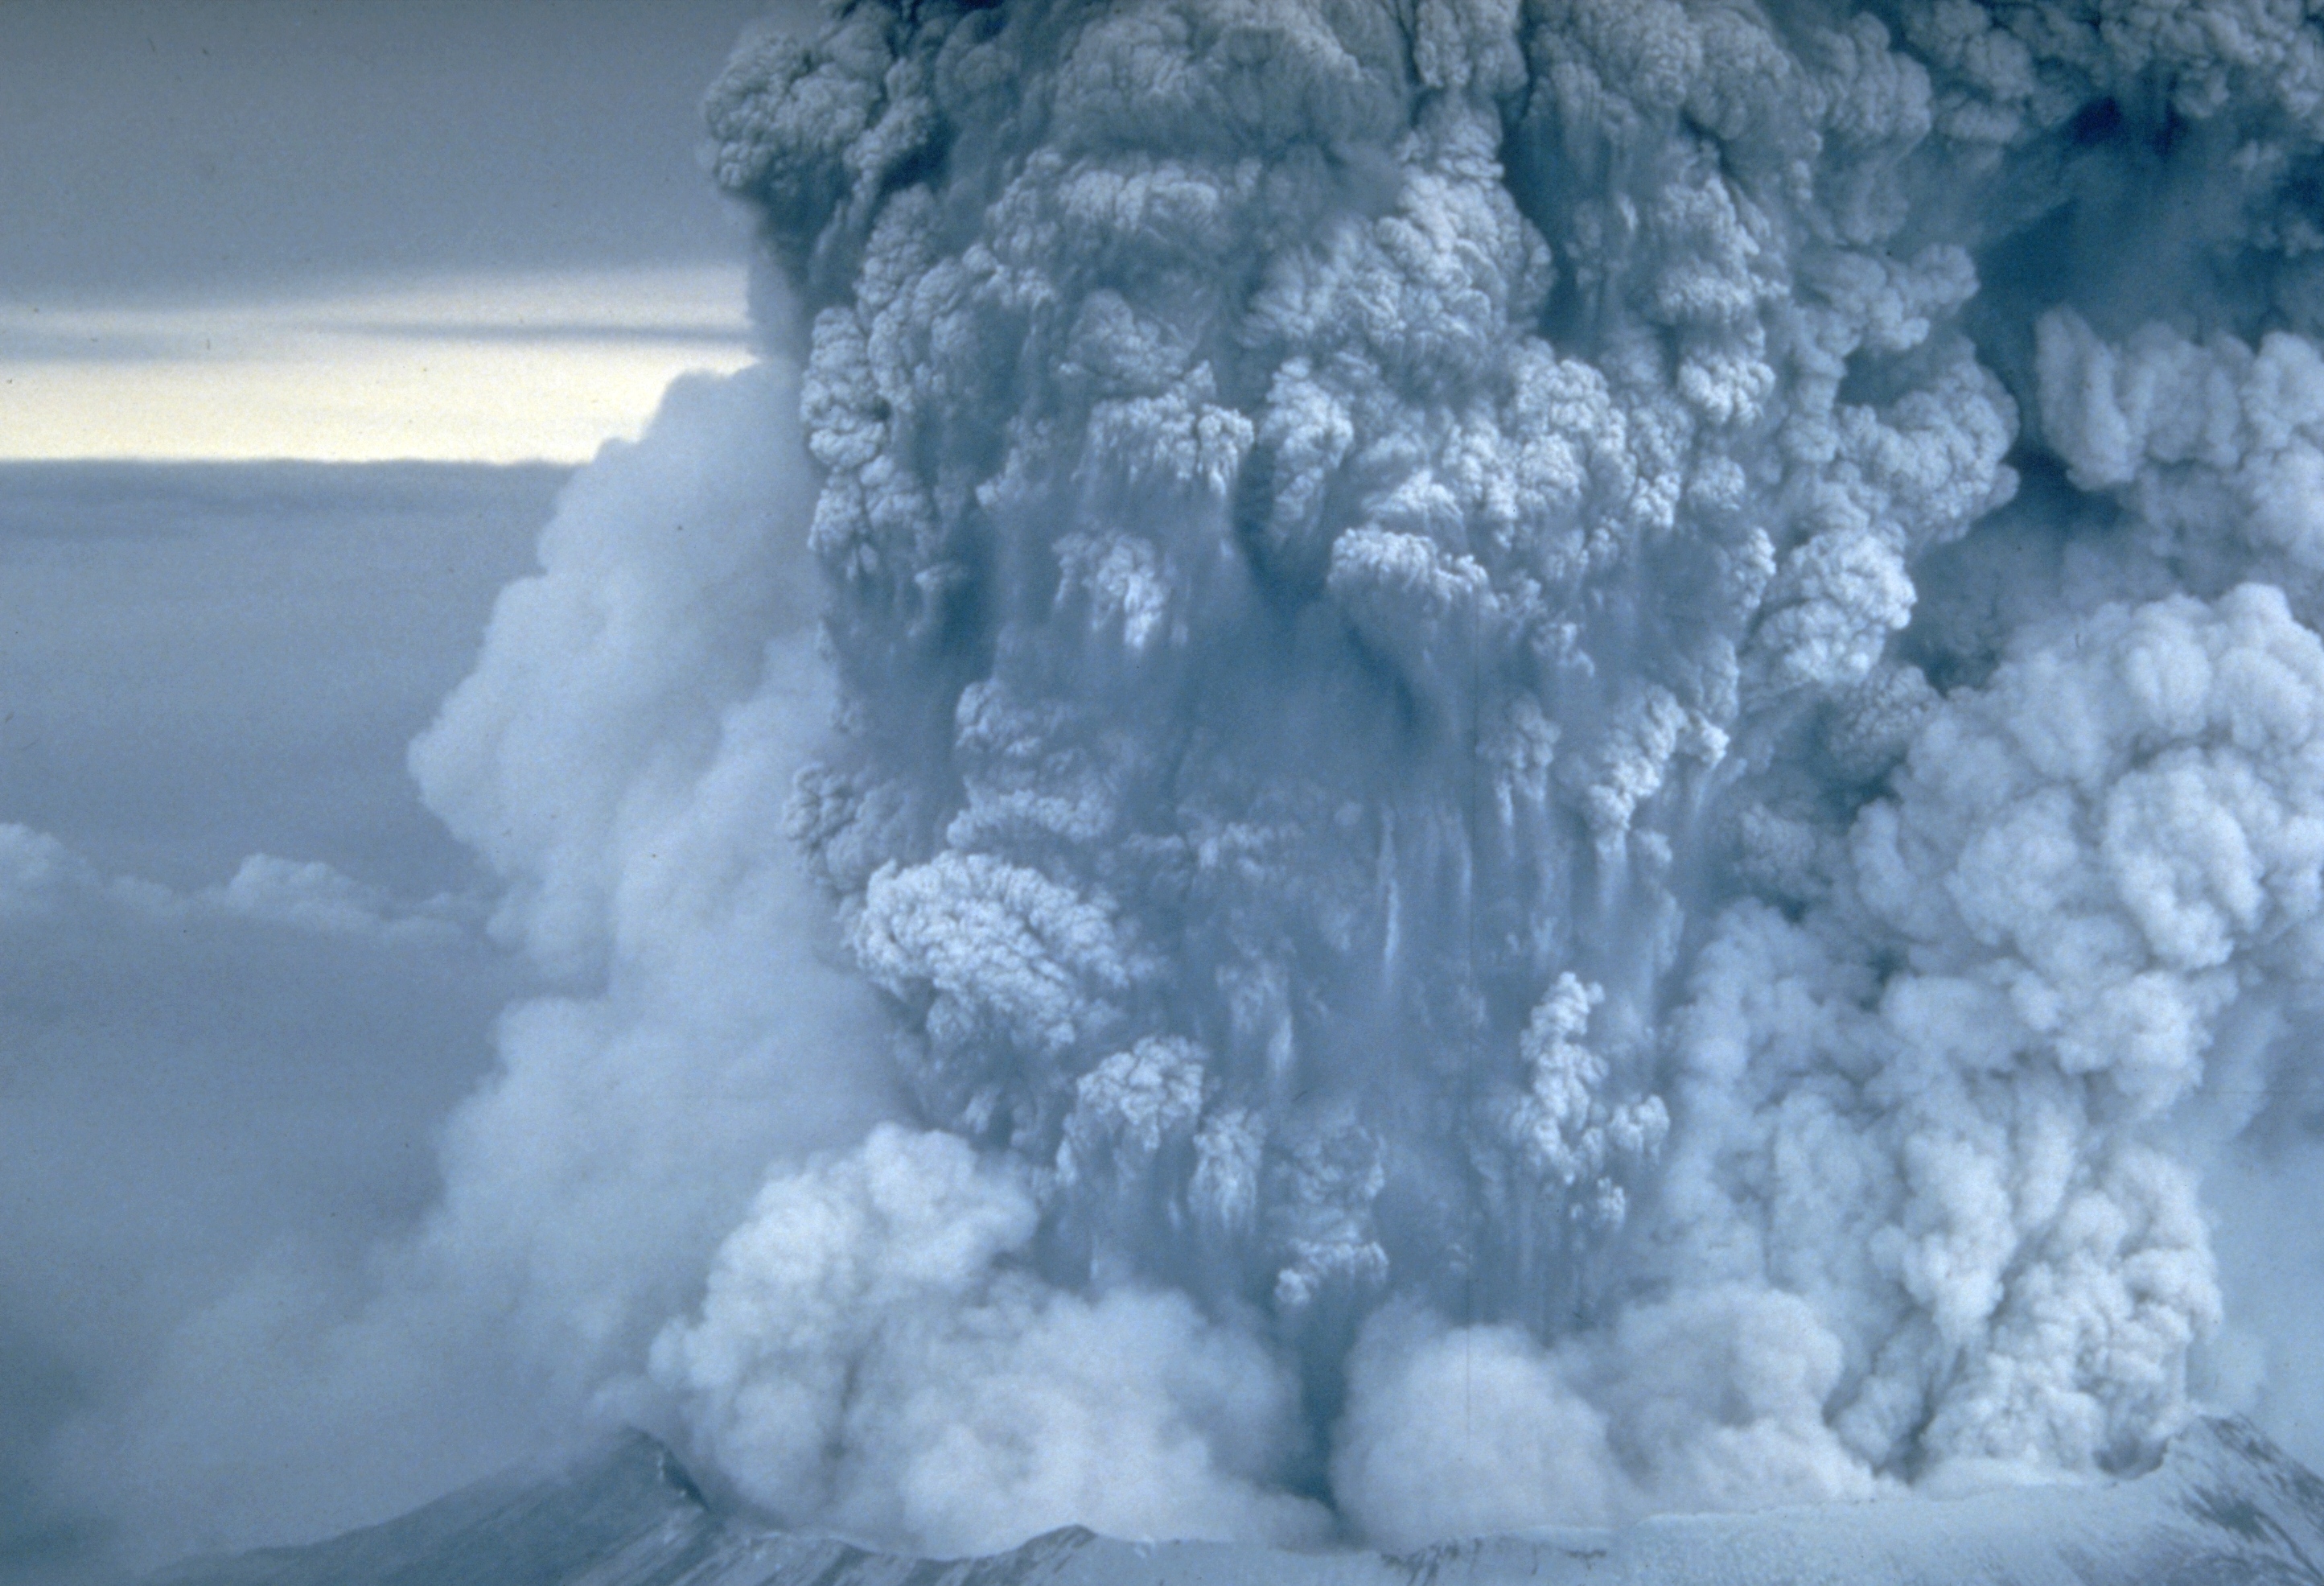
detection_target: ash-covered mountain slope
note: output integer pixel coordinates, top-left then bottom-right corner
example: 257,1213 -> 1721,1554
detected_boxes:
145,1432 -> 722,1586
154,1416 -> 2324,1586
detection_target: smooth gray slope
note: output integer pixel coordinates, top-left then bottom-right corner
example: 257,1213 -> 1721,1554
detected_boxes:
152,1417 -> 2324,1586
147,1436 -> 723,1586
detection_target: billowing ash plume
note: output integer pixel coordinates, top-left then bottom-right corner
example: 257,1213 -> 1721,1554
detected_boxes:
311,0 -> 2324,1561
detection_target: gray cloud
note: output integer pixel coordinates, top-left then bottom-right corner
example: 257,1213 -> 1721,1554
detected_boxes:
339,323 -> 751,348
0,1 -> 789,303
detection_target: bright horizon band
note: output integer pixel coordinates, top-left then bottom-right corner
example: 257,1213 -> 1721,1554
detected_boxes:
0,266 -> 754,463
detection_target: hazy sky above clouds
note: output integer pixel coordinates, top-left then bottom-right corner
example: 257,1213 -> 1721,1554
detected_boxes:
0,1 -> 775,297
0,8 -> 804,1578
0,1 -> 785,459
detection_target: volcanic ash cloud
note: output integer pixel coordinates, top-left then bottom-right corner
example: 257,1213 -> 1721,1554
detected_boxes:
382,0 -> 2324,1555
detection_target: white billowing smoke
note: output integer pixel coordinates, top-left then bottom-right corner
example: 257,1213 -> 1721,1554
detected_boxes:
122,0 -> 2324,1561
52,359 -> 892,1560
651,1123 -> 1327,1547
404,358 -> 898,1422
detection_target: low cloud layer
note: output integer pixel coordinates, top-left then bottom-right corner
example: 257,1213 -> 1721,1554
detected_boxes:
0,463 -> 549,1582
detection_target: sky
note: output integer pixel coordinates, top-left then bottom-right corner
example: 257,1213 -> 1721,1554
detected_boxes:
0,1 -> 779,461
0,6 -> 795,1580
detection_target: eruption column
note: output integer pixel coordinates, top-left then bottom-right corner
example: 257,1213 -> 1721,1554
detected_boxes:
434,0 -> 2324,1554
